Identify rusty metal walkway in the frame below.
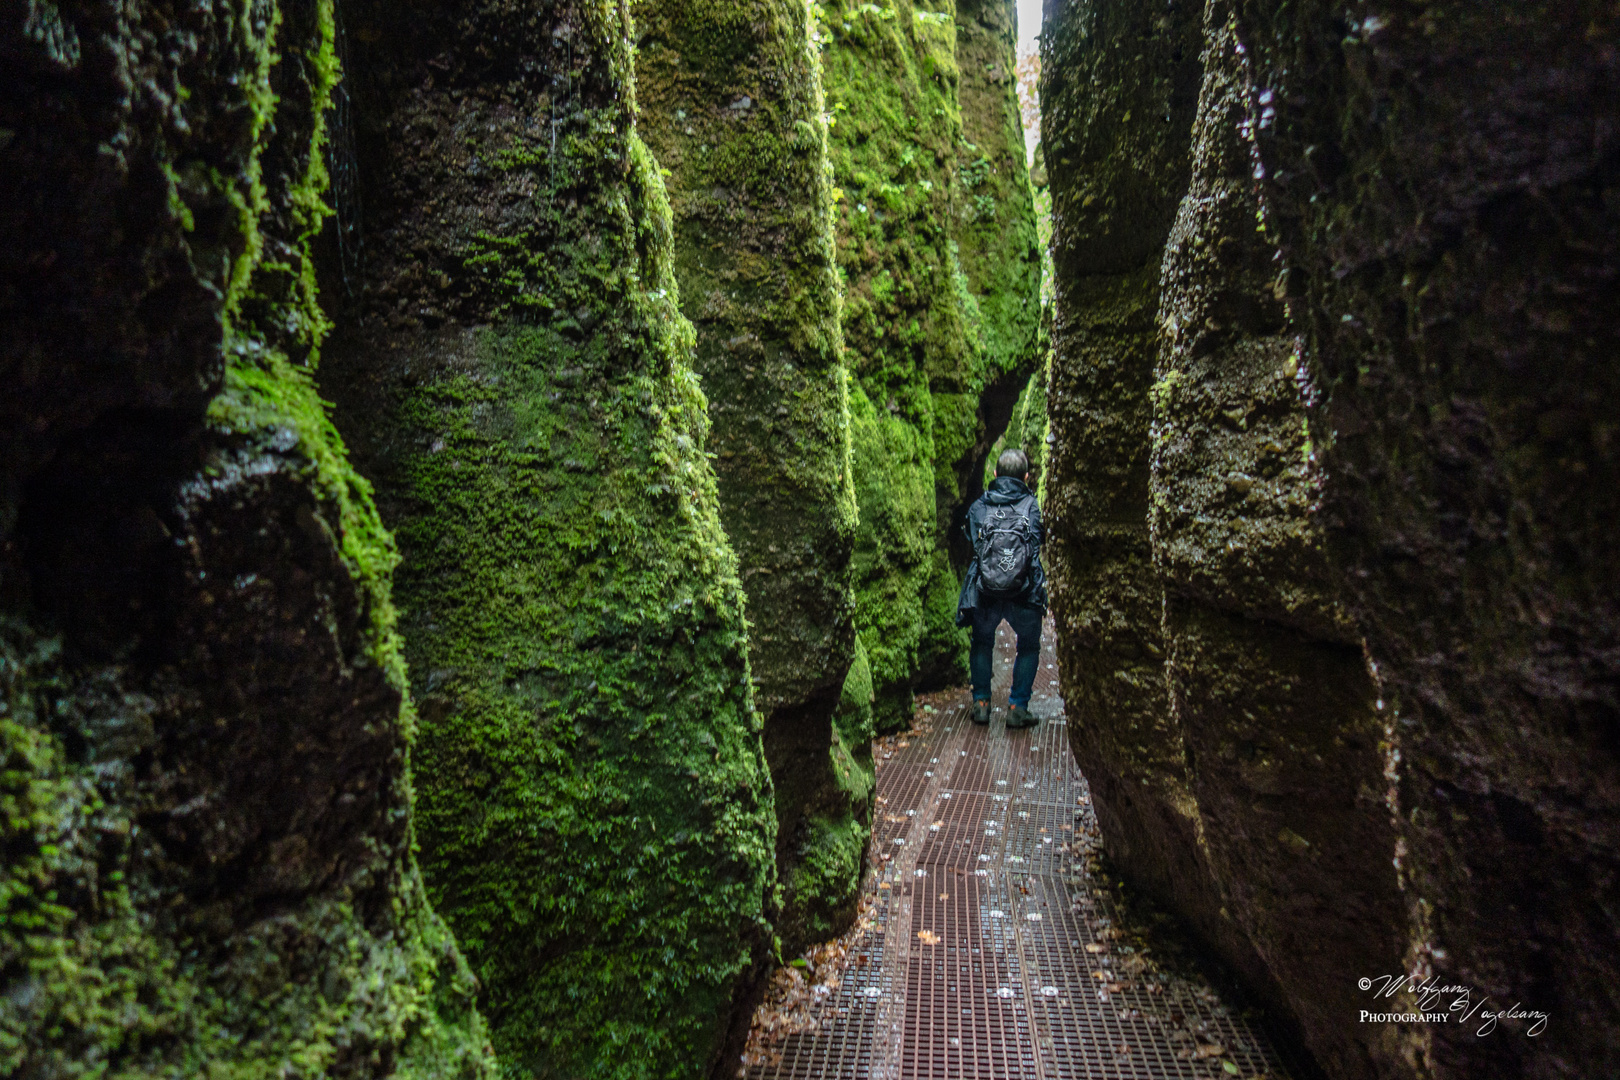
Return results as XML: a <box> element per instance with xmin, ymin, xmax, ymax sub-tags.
<box><xmin>743</xmin><ymin>621</ymin><xmax>1294</xmax><ymax>1080</ymax></box>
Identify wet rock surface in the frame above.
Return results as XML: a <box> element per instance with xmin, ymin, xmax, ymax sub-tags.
<box><xmin>1042</xmin><ymin>0</ymin><xmax>1620</xmax><ymax>1076</ymax></box>
<box><xmin>821</xmin><ymin>0</ymin><xmax>1042</xmax><ymax>730</ymax></box>
<box><xmin>1</xmin><ymin>1</ymin><xmax>494</xmax><ymax>1074</ymax></box>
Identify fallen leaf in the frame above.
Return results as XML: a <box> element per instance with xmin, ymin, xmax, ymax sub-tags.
<box><xmin>917</xmin><ymin>930</ymin><xmax>941</xmax><ymax>945</ymax></box>
<box><xmin>1085</xmin><ymin>943</ymin><xmax>1106</xmax><ymax>954</ymax></box>
<box><xmin>1194</xmin><ymin>1044</ymin><xmax>1227</xmax><ymax>1059</ymax></box>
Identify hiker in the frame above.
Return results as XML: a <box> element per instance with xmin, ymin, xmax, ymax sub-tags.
<box><xmin>957</xmin><ymin>447</ymin><xmax>1047</xmax><ymax>729</ymax></box>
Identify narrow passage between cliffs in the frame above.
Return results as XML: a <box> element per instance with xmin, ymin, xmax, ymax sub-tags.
<box><xmin>741</xmin><ymin>623</ymin><xmax>1297</xmax><ymax>1080</ymax></box>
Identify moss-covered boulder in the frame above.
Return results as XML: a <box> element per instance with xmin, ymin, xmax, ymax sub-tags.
<box><xmin>0</xmin><ymin>1</ymin><xmax>494</xmax><ymax>1075</ymax></box>
<box><xmin>318</xmin><ymin>2</ymin><xmax>776</xmax><ymax>1074</ymax></box>
<box><xmin>631</xmin><ymin>0</ymin><xmax>868</xmax><ymax>956</ymax></box>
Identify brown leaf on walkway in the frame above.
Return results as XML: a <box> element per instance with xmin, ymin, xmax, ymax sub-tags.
<box><xmin>1193</xmin><ymin>1043</ymin><xmax>1227</xmax><ymax>1059</ymax></box>
<box><xmin>917</xmin><ymin>930</ymin><xmax>941</xmax><ymax>945</ymax></box>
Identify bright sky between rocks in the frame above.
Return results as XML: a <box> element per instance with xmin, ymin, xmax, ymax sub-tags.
<box><xmin>1017</xmin><ymin>0</ymin><xmax>1041</xmax><ymax>61</ymax></box>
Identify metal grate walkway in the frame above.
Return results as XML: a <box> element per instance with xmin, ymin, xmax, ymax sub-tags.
<box><xmin>743</xmin><ymin>621</ymin><xmax>1294</xmax><ymax>1080</ymax></box>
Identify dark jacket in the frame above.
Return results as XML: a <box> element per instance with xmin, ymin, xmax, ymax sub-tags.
<box><xmin>956</xmin><ymin>476</ymin><xmax>1047</xmax><ymax>625</ymax></box>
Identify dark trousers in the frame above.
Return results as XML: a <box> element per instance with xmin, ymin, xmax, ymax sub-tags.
<box><xmin>969</xmin><ymin>600</ymin><xmax>1043</xmax><ymax>708</ymax></box>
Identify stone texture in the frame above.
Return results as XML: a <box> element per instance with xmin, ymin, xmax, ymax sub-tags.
<box><xmin>821</xmin><ymin>0</ymin><xmax>1042</xmax><ymax>728</ymax></box>
<box><xmin>1242</xmin><ymin>2</ymin><xmax>1620</xmax><ymax>1075</ymax></box>
<box><xmin>935</xmin><ymin>0</ymin><xmax>1044</xmax><ymax>578</ymax></box>
<box><xmin>318</xmin><ymin>2</ymin><xmax>775</xmax><ymax>1074</ymax></box>
<box><xmin>0</xmin><ymin>1</ymin><xmax>495</xmax><ymax>1074</ymax></box>
<box><xmin>1039</xmin><ymin>0</ymin><xmax>1219</xmax><ymax>1007</ymax></box>
<box><xmin>1043</xmin><ymin>0</ymin><xmax>1620</xmax><ymax>1076</ymax></box>
<box><xmin>1151</xmin><ymin>8</ymin><xmax>1407</xmax><ymax>1076</ymax></box>
<box><xmin>632</xmin><ymin>0</ymin><xmax>869</xmax><ymax>958</ymax></box>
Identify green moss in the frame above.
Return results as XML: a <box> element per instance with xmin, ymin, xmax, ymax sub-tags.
<box><xmin>214</xmin><ymin>10</ymin><xmax>498</xmax><ymax>1070</ymax></box>
<box><xmin>834</xmin><ymin>635</ymin><xmax>877</xmax><ymax>749</ymax></box>
<box><xmin>819</xmin><ymin>0</ymin><xmax>1040</xmax><ymax>724</ymax></box>
<box><xmin>953</xmin><ymin>0</ymin><xmax>1041</xmax><ymax>385</ymax></box>
<box><xmin>820</xmin><ymin>0</ymin><xmax>961</xmax><ymax>729</ymax></box>
<box><xmin>777</xmin><ymin>640</ymin><xmax>876</xmax><ymax>950</ymax></box>
<box><xmin>1</xmin><ymin>624</ymin><xmax>493</xmax><ymax>1078</ymax></box>
<box><xmin>845</xmin><ymin>377</ymin><xmax>935</xmax><ymax>730</ymax></box>
<box><xmin>0</xmin><ymin>628</ymin><xmax>169</xmax><ymax>1078</ymax></box>
<box><xmin>393</xmin><ymin>320</ymin><xmax>775</xmax><ymax>1077</ymax></box>
<box><xmin>3</xmin><ymin>0</ymin><xmax>497</xmax><ymax>1073</ymax></box>
<box><xmin>318</xmin><ymin>7</ymin><xmax>779</xmax><ymax>1075</ymax></box>
<box><xmin>986</xmin><ymin>357</ymin><xmax>1050</xmax><ymax>489</ymax></box>
<box><xmin>917</xmin><ymin>546</ymin><xmax>969</xmax><ymax>686</ymax></box>
<box><xmin>632</xmin><ymin>0</ymin><xmax>866</xmax><ymax>951</ymax></box>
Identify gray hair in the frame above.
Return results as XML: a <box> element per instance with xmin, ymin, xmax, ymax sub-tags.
<box><xmin>995</xmin><ymin>447</ymin><xmax>1030</xmax><ymax>478</ymax></box>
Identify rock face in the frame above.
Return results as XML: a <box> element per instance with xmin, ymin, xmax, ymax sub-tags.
<box><xmin>821</xmin><ymin>0</ymin><xmax>1041</xmax><ymax>728</ymax></box>
<box><xmin>937</xmin><ymin>0</ymin><xmax>1044</xmax><ymax>576</ymax></box>
<box><xmin>1041</xmin><ymin>0</ymin><xmax>1220</xmax><ymax>1034</ymax></box>
<box><xmin>1043</xmin><ymin>0</ymin><xmax>1620</xmax><ymax>1076</ymax></box>
<box><xmin>0</xmin><ymin>1</ymin><xmax>495</xmax><ymax>1075</ymax></box>
<box><xmin>318</xmin><ymin>2</ymin><xmax>774</xmax><ymax>1074</ymax></box>
<box><xmin>632</xmin><ymin>0</ymin><xmax>868</xmax><ymax>957</ymax></box>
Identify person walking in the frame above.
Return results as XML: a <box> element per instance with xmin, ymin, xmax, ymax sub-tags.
<box><xmin>957</xmin><ymin>447</ymin><xmax>1047</xmax><ymax>729</ymax></box>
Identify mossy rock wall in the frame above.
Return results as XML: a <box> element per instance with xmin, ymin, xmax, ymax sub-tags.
<box><xmin>0</xmin><ymin>1</ymin><xmax>495</xmax><ymax>1075</ymax></box>
<box><xmin>820</xmin><ymin>0</ymin><xmax>1041</xmax><ymax>726</ymax></box>
<box><xmin>1043</xmin><ymin>0</ymin><xmax>1620</xmax><ymax>1075</ymax></box>
<box><xmin>319</xmin><ymin>2</ymin><xmax>776</xmax><ymax>1074</ymax></box>
<box><xmin>986</xmin><ymin>147</ymin><xmax>1052</xmax><ymax>494</ymax></box>
<box><xmin>938</xmin><ymin>0</ymin><xmax>1043</xmax><ymax>573</ymax></box>
<box><xmin>631</xmin><ymin>0</ymin><xmax>868</xmax><ymax>958</ymax></box>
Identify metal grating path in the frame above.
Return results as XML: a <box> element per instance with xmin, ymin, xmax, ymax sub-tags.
<box><xmin>744</xmin><ymin>621</ymin><xmax>1294</xmax><ymax>1080</ymax></box>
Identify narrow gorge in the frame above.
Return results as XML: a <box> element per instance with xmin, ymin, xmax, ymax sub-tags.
<box><xmin>2</xmin><ymin>1</ymin><xmax>1614</xmax><ymax>1078</ymax></box>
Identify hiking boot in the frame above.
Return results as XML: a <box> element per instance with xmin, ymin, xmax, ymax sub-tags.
<box><xmin>1006</xmin><ymin>704</ymin><xmax>1035</xmax><ymax>729</ymax></box>
<box><xmin>971</xmin><ymin>700</ymin><xmax>991</xmax><ymax>726</ymax></box>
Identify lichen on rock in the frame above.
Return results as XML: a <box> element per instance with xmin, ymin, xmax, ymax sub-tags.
<box><xmin>1042</xmin><ymin>0</ymin><xmax>1620</xmax><ymax>1075</ymax></box>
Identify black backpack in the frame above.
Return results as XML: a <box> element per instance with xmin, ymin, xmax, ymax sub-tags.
<box><xmin>974</xmin><ymin>496</ymin><xmax>1037</xmax><ymax>598</ymax></box>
